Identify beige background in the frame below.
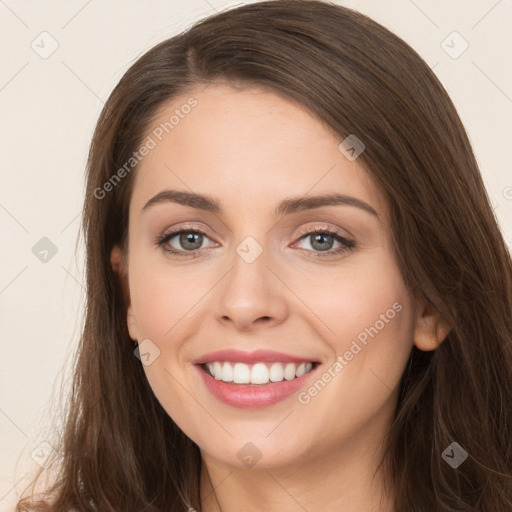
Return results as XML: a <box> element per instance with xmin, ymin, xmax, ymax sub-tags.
<box><xmin>1</xmin><ymin>0</ymin><xmax>511</xmax><ymax>509</ymax></box>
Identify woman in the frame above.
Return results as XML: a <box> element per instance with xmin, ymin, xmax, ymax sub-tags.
<box><xmin>17</xmin><ymin>0</ymin><xmax>512</xmax><ymax>510</ymax></box>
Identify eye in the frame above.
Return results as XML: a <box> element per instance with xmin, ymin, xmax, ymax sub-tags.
<box><xmin>154</xmin><ymin>224</ymin><xmax>356</xmax><ymax>260</ymax></box>
<box><xmin>154</xmin><ymin>226</ymin><xmax>216</xmax><ymax>258</ymax></box>
<box><xmin>292</xmin><ymin>225</ymin><xmax>355</xmax><ymax>258</ymax></box>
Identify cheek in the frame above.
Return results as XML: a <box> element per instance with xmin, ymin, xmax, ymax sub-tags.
<box><xmin>292</xmin><ymin>250</ymin><xmax>414</xmax><ymax>351</ymax></box>
<box><xmin>128</xmin><ymin>259</ymin><xmax>206</xmax><ymax>341</ymax></box>
<box><xmin>327</xmin><ymin>272</ymin><xmax>412</xmax><ymax>352</ymax></box>
<box><xmin>293</xmin><ymin>255</ymin><xmax>416</xmax><ymax>433</ymax></box>
<box><xmin>128</xmin><ymin>263</ymin><xmax>205</xmax><ymax>435</ymax></box>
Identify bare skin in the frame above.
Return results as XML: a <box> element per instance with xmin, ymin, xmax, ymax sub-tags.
<box><xmin>111</xmin><ymin>82</ymin><xmax>449</xmax><ymax>512</ymax></box>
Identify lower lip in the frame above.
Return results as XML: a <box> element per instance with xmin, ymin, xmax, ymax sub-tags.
<box><xmin>195</xmin><ymin>364</ymin><xmax>319</xmax><ymax>408</ymax></box>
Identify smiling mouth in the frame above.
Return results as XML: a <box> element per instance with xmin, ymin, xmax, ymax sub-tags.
<box><xmin>200</xmin><ymin>360</ymin><xmax>319</xmax><ymax>385</ymax></box>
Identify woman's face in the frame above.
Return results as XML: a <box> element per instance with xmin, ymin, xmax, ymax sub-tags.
<box><xmin>114</xmin><ymin>82</ymin><xmax>432</xmax><ymax>470</ymax></box>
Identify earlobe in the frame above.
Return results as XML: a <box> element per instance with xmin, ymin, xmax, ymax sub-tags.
<box><xmin>413</xmin><ymin>296</ymin><xmax>451</xmax><ymax>352</ymax></box>
<box><xmin>435</xmin><ymin>321</ymin><xmax>451</xmax><ymax>346</ymax></box>
<box><xmin>126</xmin><ymin>306</ymin><xmax>140</xmax><ymax>343</ymax></box>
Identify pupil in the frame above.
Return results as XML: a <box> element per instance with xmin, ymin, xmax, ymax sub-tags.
<box><xmin>181</xmin><ymin>232</ymin><xmax>202</xmax><ymax>250</ymax></box>
<box><xmin>312</xmin><ymin>233</ymin><xmax>332</xmax><ymax>251</ymax></box>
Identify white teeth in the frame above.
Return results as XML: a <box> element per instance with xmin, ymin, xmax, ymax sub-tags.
<box><xmin>284</xmin><ymin>362</ymin><xmax>296</xmax><ymax>380</ymax></box>
<box><xmin>296</xmin><ymin>362</ymin><xmax>306</xmax><ymax>377</ymax></box>
<box><xmin>213</xmin><ymin>362</ymin><xmax>223</xmax><ymax>381</ymax></box>
<box><xmin>269</xmin><ymin>362</ymin><xmax>284</xmax><ymax>382</ymax></box>
<box><xmin>222</xmin><ymin>362</ymin><xmax>234</xmax><ymax>382</ymax></box>
<box><xmin>233</xmin><ymin>362</ymin><xmax>251</xmax><ymax>384</ymax></box>
<box><xmin>251</xmin><ymin>363</ymin><xmax>269</xmax><ymax>384</ymax></box>
<box><xmin>205</xmin><ymin>361</ymin><xmax>315</xmax><ymax>384</ymax></box>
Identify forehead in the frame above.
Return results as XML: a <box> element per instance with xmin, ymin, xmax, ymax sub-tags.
<box><xmin>129</xmin><ymin>82</ymin><xmax>387</xmax><ymax>220</ymax></box>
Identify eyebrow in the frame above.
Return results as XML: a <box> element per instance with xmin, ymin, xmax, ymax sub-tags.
<box><xmin>141</xmin><ymin>189</ymin><xmax>379</xmax><ymax>218</ymax></box>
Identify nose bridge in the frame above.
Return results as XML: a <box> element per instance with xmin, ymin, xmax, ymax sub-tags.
<box><xmin>225</xmin><ymin>209</ymin><xmax>271</xmax><ymax>271</ymax></box>
<box><xmin>228</xmin><ymin>231</ymin><xmax>271</xmax><ymax>296</ymax></box>
<box><xmin>213</xmin><ymin>228</ymin><xmax>287</xmax><ymax>329</ymax></box>
<box><xmin>235</xmin><ymin>233</ymin><xmax>266</xmax><ymax>266</ymax></box>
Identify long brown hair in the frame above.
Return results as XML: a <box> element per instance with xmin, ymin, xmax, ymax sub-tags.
<box><xmin>17</xmin><ymin>1</ymin><xmax>512</xmax><ymax>510</ymax></box>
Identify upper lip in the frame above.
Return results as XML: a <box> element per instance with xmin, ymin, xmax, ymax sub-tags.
<box><xmin>192</xmin><ymin>349</ymin><xmax>319</xmax><ymax>365</ymax></box>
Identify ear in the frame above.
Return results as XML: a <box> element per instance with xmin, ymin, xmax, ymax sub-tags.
<box><xmin>110</xmin><ymin>245</ymin><xmax>140</xmax><ymax>342</ymax></box>
<box><xmin>413</xmin><ymin>294</ymin><xmax>451</xmax><ymax>351</ymax></box>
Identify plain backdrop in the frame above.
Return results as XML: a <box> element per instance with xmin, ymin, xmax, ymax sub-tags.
<box><xmin>1</xmin><ymin>0</ymin><xmax>511</xmax><ymax>509</ymax></box>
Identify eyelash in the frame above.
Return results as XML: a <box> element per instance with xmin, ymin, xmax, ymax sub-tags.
<box><xmin>154</xmin><ymin>224</ymin><xmax>356</xmax><ymax>260</ymax></box>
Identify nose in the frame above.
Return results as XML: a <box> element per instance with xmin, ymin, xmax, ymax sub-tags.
<box><xmin>214</xmin><ymin>239</ymin><xmax>289</xmax><ymax>332</ymax></box>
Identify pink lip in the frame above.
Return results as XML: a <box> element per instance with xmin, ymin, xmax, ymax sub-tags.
<box><xmin>191</xmin><ymin>348</ymin><xmax>317</xmax><ymax>365</ymax></box>
<box><xmin>194</xmin><ymin>362</ymin><xmax>320</xmax><ymax>409</ymax></box>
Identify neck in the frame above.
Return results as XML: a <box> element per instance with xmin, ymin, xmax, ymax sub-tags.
<box><xmin>198</xmin><ymin>419</ymin><xmax>394</xmax><ymax>512</ymax></box>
